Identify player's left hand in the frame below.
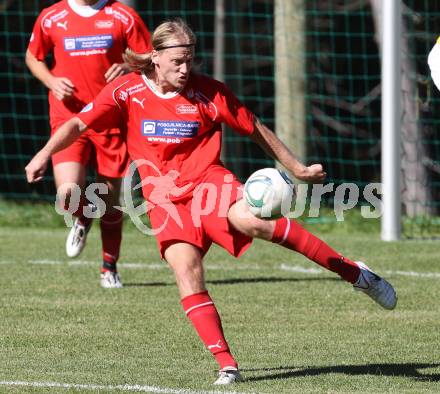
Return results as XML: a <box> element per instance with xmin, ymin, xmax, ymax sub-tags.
<box><xmin>105</xmin><ymin>63</ymin><xmax>130</xmax><ymax>82</ymax></box>
<box><xmin>25</xmin><ymin>151</ymin><xmax>49</xmax><ymax>183</ymax></box>
<box><xmin>294</xmin><ymin>163</ymin><xmax>327</xmax><ymax>183</ymax></box>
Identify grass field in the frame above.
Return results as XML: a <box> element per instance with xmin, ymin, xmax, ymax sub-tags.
<box><xmin>1</xmin><ymin>203</ymin><xmax>439</xmax><ymax>393</ymax></box>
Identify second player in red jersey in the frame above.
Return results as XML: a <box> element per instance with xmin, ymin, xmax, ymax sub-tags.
<box><xmin>26</xmin><ymin>0</ymin><xmax>152</xmax><ymax>288</ymax></box>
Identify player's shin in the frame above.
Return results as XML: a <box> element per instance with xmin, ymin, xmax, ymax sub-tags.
<box><xmin>181</xmin><ymin>291</ymin><xmax>238</xmax><ymax>370</ymax></box>
<box><xmin>100</xmin><ymin>210</ymin><xmax>123</xmax><ymax>271</ymax></box>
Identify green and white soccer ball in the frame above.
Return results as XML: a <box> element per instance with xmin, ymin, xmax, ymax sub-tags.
<box><xmin>244</xmin><ymin>168</ymin><xmax>295</xmax><ymax>219</ymax></box>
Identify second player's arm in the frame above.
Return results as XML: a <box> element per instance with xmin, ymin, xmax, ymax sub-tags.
<box><xmin>25</xmin><ymin>49</ymin><xmax>74</xmax><ymax>100</ymax></box>
<box><xmin>251</xmin><ymin>117</ymin><xmax>326</xmax><ymax>183</ymax></box>
<box><xmin>25</xmin><ymin>117</ymin><xmax>86</xmax><ymax>183</ymax></box>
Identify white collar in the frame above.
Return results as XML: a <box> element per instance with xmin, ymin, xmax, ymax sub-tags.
<box><xmin>141</xmin><ymin>74</ymin><xmax>182</xmax><ymax>99</ymax></box>
<box><xmin>67</xmin><ymin>0</ymin><xmax>108</xmax><ymax>17</ymax></box>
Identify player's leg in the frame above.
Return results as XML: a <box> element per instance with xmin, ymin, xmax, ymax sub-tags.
<box><xmin>51</xmin><ymin>126</ymin><xmax>93</xmax><ymax>258</ymax></box>
<box><xmin>164</xmin><ymin>242</ymin><xmax>242</xmax><ymax>385</ymax></box>
<box><xmin>228</xmin><ymin>199</ymin><xmax>397</xmax><ymax>309</ymax></box>
<box><xmin>54</xmin><ymin>161</ymin><xmax>93</xmax><ymax>258</ymax></box>
<box><xmin>90</xmin><ymin>131</ymin><xmax>128</xmax><ymax>288</ymax></box>
<box><xmin>96</xmin><ymin>174</ymin><xmax>123</xmax><ymax>288</ymax></box>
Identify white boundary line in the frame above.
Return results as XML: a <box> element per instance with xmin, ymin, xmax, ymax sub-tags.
<box><xmin>279</xmin><ymin>263</ymin><xmax>440</xmax><ymax>278</ymax></box>
<box><xmin>0</xmin><ymin>380</ymin><xmax>249</xmax><ymax>394</ymax></box>
<box><xmin>11</xmin><ymin>259</ymin><xmax>440</xmax><ymax>279</ymax></box>
<box><xmin>27</xmin><ymin>260</ymin><xmax>260</xmax><ymax>271</ymax></box>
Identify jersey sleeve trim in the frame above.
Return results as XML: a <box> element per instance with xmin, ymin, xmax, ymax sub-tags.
<box><xmin>195</xmin><ymin>91</ymin><xmax>219</xmax><ymax>121</ymax></box>
<box><xmin>114</xmin><ymin>5</ymin><xmax>135</xmax><ymax>33</ymax></box>
<box><xmin>40</xmin><ymin>9</ymin><xmax>57</xmax><ymax>35</ymax></box>
<box><xmin>112</xmin><ymin>79</ymin><xmax>131</xmax><ymax>109</ymax></box>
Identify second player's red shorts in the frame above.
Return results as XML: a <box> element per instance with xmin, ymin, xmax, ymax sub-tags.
<box><xmin>147</xmin><ymin>165</ymin><xmax>253</xmax><ymax>258</ymax></box>
<box><xmin>50</xmin><ymin>118</ymin><xmax>129</xmax><ymax>178</ymax></box>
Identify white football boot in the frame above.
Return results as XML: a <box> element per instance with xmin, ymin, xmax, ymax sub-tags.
<box><xmin>213</xmin><ymin>367</ymin><xmax>243</xmax><ymax>385</ymax></box>
<box><xmin>100</xmin><ymin>271</ymin><xmax>123</xmax><ymax>289</ymax></box>
<box><xmin>66</xmin><ymin>218</ymin><xmax>92</xmax><ymax>258</ymax></box>
<box><xmin>353</xmin><ymin>262</ymin><xmax>397</xmax><ymax>310</ymax></box>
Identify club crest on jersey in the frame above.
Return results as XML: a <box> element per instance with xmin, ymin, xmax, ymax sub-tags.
<box><xmin>119</xmin><ymin>91</ymin><xmax>128</xmax><ymax>101</ymax></box>
<box><xmin>43</xmin><ymin>19</ymin><xmax>52</xmax><ymax>28</ymax></box>
<box><xmin>176</xmin><ymin>104</ymin><xmax>197</xmax><ymax>114</ymax></box>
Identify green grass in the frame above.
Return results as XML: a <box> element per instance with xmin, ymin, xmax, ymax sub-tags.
<box><xmin>0</xmin><ymin>208</ymin><xmax>439</xmax><ymax>393</ymax></box>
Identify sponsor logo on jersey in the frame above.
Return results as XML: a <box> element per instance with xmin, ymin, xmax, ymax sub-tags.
<box><xmin>132</xmin><ymin>97</ymin><xmax>146</xmax><ymax>109</ymax></box>
<box><xmin>176</xmin><ymin>104</ymin><xmax>198</xmax><ymax>114</ymax></box>
<box><xmin>142</xmin><ymin>122</ymin><xmax>156</xmax><ymax>135</ymax></box>
<box><xmin>57</xmin><ymin>21</ymin><xmax>68</xmax><ymax>31</ymax></box>
<box><xmin>95</xmin><ymin>20</ymin><xmax>114</xmax><ymax>29</ymax></box>
<box><xmin>112</xmin><ymin>8</ymin><xmax>130</xmax><ymax>26</ymax></box>
<box><xmin>141</xmin><ymin>120</ymin><xmax>200</xmax><ymax>139</ymax></box>
<box><xmin>50</xmin><ymin>9</ymin><xmax>69</xmax><ymax>22</ymax></box>
<box><xmin>126</xmin><ymin>83</ymin><xmax>146</xmax><ymax>95</ymax></box>
<box><xmin>63</xmin><ymin>34</ymin><xmax>113</xmax><ymax>51</ymax></box>
<box><xmin>207</xmin><ymin>340</ymin><xmax>223</xmax><ymax>350</ymax></box>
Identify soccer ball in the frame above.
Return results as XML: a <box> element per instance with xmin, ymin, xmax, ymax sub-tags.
<box><xmin>244</xmin><ymin>168</ymin><xmax>295</xmax><ymax>219</ymax></box>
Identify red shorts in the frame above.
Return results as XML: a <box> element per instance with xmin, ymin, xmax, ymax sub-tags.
<box><xmin>148</xmin><ymin>165</ymin><xmax>253</xmax><ymax>258</ymax></box>
<box><xmin>50</xmin><ymin>119</ymin><xmax>129</xmax><ymax>178</ymax></box>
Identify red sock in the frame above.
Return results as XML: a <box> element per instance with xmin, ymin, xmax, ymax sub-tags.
<box><xmin>100</xmin><ymin>210</ymin><xmax>123</xmax><ymax>272</ymax></box>
<box><xmin>181</xmin><ymin>291</ymin><xmax>237</xmax><ymax>370</ymax></box>
<box><xmin>272</xmin><ymin>217</ymin><xmax>360</xmax><ymax>283</ymax></box>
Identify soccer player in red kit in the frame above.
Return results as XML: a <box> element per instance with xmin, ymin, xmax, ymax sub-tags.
<box><xmin>25</xmin><ymin>19</ymin><xmax>397</xmax><ymax>384</ymax></box>
<box><xmin>25</xmin><ymin>0</ymin><xmax>152</xmax><ymax>288</ymax></box>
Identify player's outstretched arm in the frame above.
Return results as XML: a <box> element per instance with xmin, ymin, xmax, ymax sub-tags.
<box><xmin>250</xmin><ymin>117</ymin><xmax>326</xmax><ymax>183</ymax></box>
<box><xmin>25</xmin><ymin>49</ymin><xmax>75</xmax><ymax>101</ymax></box>
<box><xmin>25</xmin><ymin>117</ymin><xmax>87</xmax><ymax>183</ymax></box>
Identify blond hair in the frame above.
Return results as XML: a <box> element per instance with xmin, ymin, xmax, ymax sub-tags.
<box><xmin>123</xmin><ymin>18</ymin><xmax>197</xmax><ymax>73</ymax></box>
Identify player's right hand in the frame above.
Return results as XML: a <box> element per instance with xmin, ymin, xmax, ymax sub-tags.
<box><xmin>294</xmin><ymin>163</ymin><xmax>327</xmax><ymax>183</ymax></box>
<box><xmin>49</xmin><ymin>77</ymin><xmax>75</xmax><ymax>101</ymax></box>
<box><xmin>25</xmin><ymin>151</ymin><xmax>49</xmax><ymax>183</ymax></box>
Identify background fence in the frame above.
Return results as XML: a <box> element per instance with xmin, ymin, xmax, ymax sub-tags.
<box><xmin>1</xmin><ymin>0</ymin><xmax>439</xmax><ymax>237</ymax></box>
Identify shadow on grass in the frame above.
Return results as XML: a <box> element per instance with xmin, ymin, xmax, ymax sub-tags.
<box><xmin>123</xmin><ymin>276</ymin><xmax>339</xmax><ymax>287</ymax></box>
<box><xmin>242</xmin><ymin>363</ymin><xmax>440</xmax><ymax>382</ymax></box>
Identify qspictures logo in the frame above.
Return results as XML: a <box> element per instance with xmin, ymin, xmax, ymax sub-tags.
<box><xmin>55</xmin><ymin>160</ymin><xmax>383</xmax><ymax>234</ymax></box>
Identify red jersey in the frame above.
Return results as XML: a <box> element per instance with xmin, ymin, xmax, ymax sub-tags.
<box><xmin>77</xmin><ymin>72</ymin><xmax>255</xmax><ymax>199</ymax></box>
<box><xmin>28</xmin><ymin>0</ymin><xmax>151</xmax><ymax>125</ymax></box>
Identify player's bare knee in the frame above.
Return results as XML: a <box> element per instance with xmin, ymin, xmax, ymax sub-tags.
<box><xmin>173</xmin><ymin>256</ymin><xmax>203</xmax><ymax>277</ymax></box>
<box><xmin>229</xmin><ymin>209</ymin><xmax>272</xmax><ymax>239</ymax></box>
<box><xmin>170</xmin><ymin>256</ymin><xmax>205</xmax><ymax>295</ymax></box>
<box><xmin>56</xmin><ymin>183</ymin><xmax>81</xmax><ymax>210</ymax></box>
<box><xmin>245</xmin><ymin>216</ymin><xmax>273</xmax><ymax>239</ymax></box>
